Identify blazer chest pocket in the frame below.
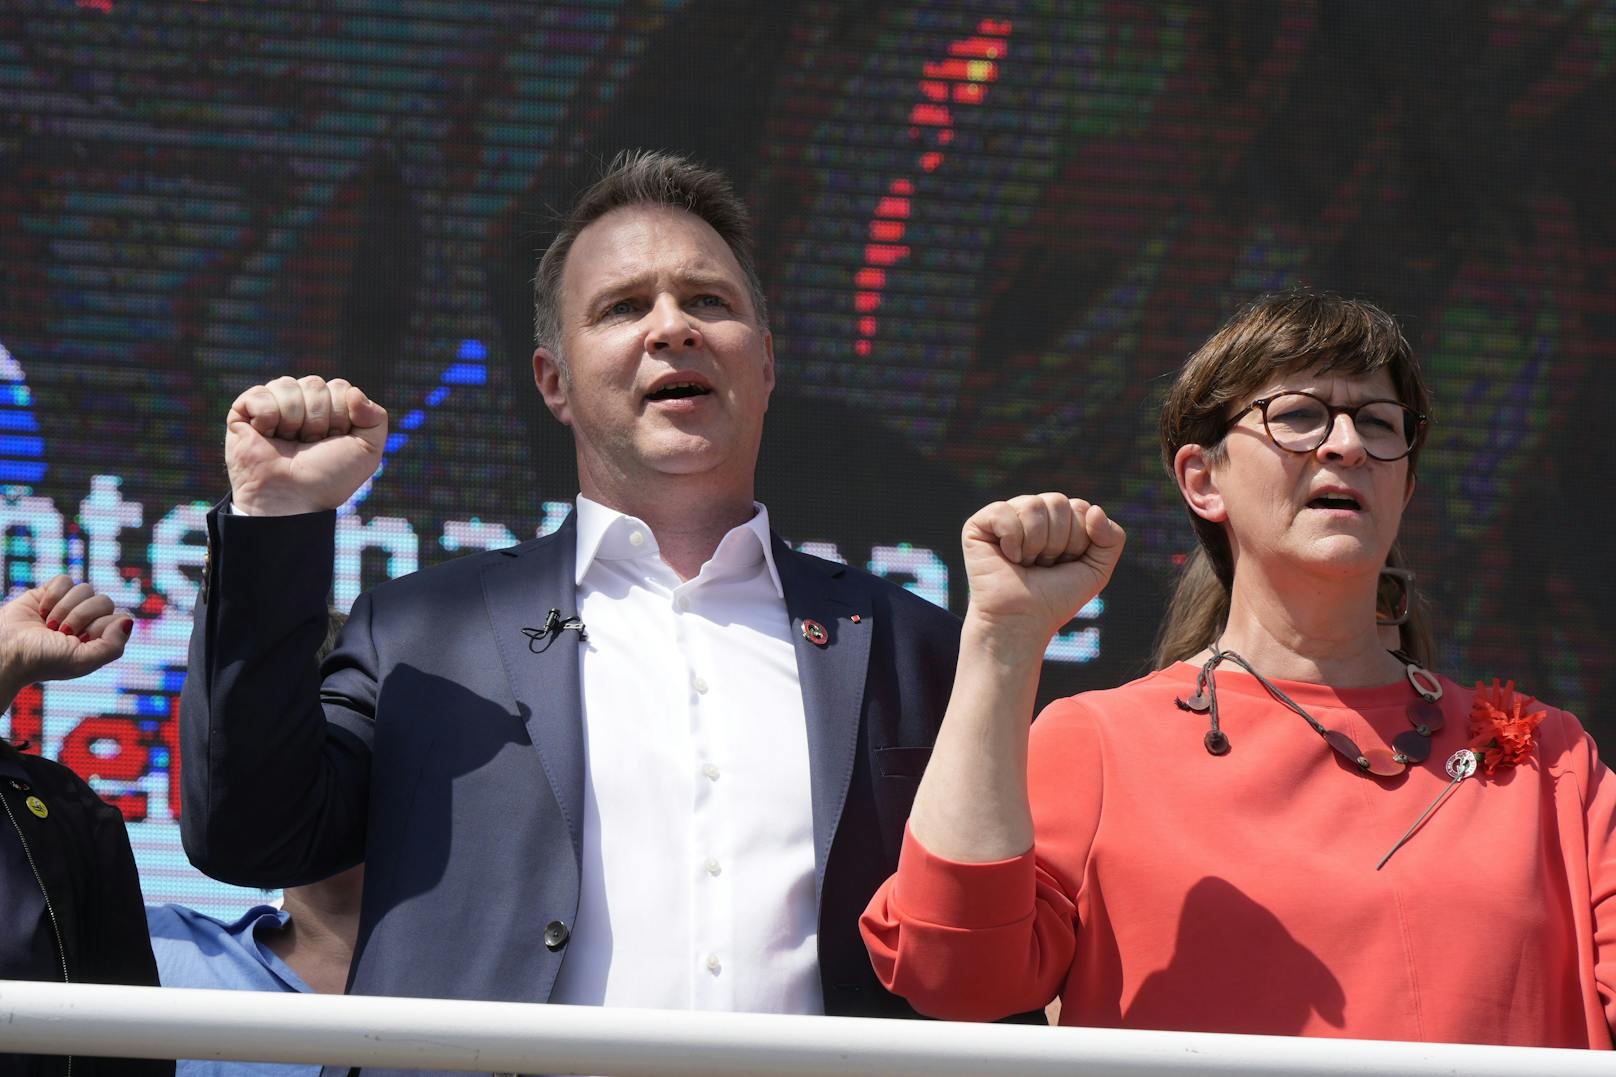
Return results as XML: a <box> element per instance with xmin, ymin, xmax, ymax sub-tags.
<box><xmin>875</xmin><ymin>745</ymin><xmax>932</xmax><ymax>780</ymax></box>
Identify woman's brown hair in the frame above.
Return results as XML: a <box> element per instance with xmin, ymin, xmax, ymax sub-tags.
<box><xmin>1152</xmin><ymin>290</ymin><xmax>1435</xmax><ymax>667</ymax></box>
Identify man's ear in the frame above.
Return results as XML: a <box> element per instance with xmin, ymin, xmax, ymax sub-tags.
<box><xmin>1174</xmin><ymin>443</ymin><xmax>1227</xmax><ymax>524</ymax></box>
<box><xmin>533</xmin><ymin>347</ymin><xmax>571</xmax><ymax>426</ymax></box>
<box><xmin>1402</xmin><ymin>468</ymin><xmax>1417</xmax><ymax>510</ymax></box>
<box><xmin>761</xmin><ymin>329</ymin><xmax>775</xmax><ymax>407</ymax></box>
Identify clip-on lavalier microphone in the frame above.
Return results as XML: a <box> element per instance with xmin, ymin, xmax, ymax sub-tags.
<box><xmin>521</xmin><ymin>608</ymin><xmax>588</xmax><ymax>653</ymax></box>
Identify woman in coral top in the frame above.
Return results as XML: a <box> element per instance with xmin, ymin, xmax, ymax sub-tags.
<box><xmin>861</xmin><ymin>291</ymin><xmax>1615</xmax><ymax>1047</ymax></box>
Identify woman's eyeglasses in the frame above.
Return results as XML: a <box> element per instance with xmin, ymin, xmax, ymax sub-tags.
<box><xmin>1228</xmin><ymin>391</ymin><xmax>1427</xmax><ymax>462</ymax></box>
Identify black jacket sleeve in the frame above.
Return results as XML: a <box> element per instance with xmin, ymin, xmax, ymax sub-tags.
<box><xmin>80</xmin><ymin>787</ymin><xmax>172</xmax><ymax>1077</ymax></box>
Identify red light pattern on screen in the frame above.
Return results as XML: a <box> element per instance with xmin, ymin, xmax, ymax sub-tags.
<box><xmin>7</xmin><ymin>684</ymin><xmax>42</xmax><ymax>751</ymax></box>
<box><xmin>76</xmin><ymin>0</ymin><xmax>209</xmax><ymax>10</ymax></box>
<box><xmin>853</xmin><ymin>18</ymin><xmax>1011</xmax><ymax>358</ymax></box>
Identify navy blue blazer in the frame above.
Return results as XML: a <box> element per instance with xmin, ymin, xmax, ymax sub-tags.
<box><xmin>181</xmin><ymin>506</ymin><xmax>960</xmax><ymax>1073</ymax></box>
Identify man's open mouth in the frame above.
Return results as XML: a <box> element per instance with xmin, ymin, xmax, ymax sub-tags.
<box><xmin>646</xmin><ymin>382</ymin><xmax>713</xmax><ymax>401</ymax></box>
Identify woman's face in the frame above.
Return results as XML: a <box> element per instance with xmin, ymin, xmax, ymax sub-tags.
<box><xmin>1179</xmin><ymin>365</ymin><xmax>1415</xmax><ymax>584</ymax></box>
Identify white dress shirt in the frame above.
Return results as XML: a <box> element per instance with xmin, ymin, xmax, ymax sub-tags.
<box><xmin>547</xmin><ymin>496</ymin><xmax>823</xmax><ymax>1015</ymax></box>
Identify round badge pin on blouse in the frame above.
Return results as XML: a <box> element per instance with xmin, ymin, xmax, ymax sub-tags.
<box><xmin>1377</xmin><ymin>748</ymin><xmax>1476</xmax><ymax>871</ymax></box>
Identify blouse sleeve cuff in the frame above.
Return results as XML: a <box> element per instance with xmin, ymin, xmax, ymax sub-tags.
<box><xmin>891</xmin><ymin>823</ymin><xmax>1037</xmax><ymax>930</ymax></box>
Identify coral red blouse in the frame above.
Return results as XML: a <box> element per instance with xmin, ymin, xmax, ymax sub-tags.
<box><xmin>862</xmin><ymin>664</ymin><xmax>1616</xmax><ymax>1047</ymax></box>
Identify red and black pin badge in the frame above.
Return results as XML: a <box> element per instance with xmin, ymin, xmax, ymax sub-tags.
<box><xmin>801</xmin><ymin>619</ymin><xmax>829</xmax><ymax>647</ymax></box>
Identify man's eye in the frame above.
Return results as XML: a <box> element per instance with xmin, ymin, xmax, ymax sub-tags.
<box><xmin>692</xmin><ymin>294</ymin><xmax>727</xmax><ymax>308</ymax></box>
<box><xmin>604</xmin><ymin>300</ymin><xmax>637</xmax><ymax>317</ymax></box>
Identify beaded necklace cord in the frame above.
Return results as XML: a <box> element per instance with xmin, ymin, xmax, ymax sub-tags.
<box><xmin>1176</xmin><ymin>644</ymin><xmax>1445</xmax><ymax>778</ymax></box>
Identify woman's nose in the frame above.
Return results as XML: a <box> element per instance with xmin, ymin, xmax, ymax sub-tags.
<box><xmin>1317</xmin><ymin>412</ymin><xmax>1367</xmax><ymax>464</ymax></box>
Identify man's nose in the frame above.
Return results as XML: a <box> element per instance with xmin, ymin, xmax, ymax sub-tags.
<box><xmin>644</xmin><ymin>294</ymin><xmax>701</xmax><ymax>352</ymax></box>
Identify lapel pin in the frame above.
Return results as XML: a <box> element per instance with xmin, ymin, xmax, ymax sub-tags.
<box><xmin>25</xmin><ymin>795</ymin><xmax>47</xmax><ymax>819</ymax></box>
<box><xmin>850</xmin><ymin>614</ymin><xmax>862</xmax><ymax>624</ymax></box>
<box><xmin>802</xmin><ymin>619</ymin><xmax>828</xmax><ymax>647</ymax></box>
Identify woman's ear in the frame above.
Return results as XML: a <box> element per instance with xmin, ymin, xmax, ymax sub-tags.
<box><xmin>1174</xmin><ymin>443</ymin><xmax>1227</xmax><ymax>524</ymax></box>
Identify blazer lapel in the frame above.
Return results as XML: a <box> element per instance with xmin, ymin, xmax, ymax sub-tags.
<box><xmin>774</xmin><ymin>538</ymin><xmax>872</xmax><ymax>904</ymax></box>
<box><xmin>482</xmin><ymin>514</ymin><xmax>585</xmax><ymax>860</ymax></box>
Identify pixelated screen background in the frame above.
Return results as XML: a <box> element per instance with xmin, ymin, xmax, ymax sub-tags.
<box><xmin>1</xmin><ymin>1</ymin><xmax>1612</xmax><ymax>916</ymax></box>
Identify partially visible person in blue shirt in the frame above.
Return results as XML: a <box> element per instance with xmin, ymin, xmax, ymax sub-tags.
<box><xmin>147</xmin><ymin>612</ymin><xmax>360</xmax><ymax>1077</ymax></box>
<box><xmin>145</xmin><ymin>863</ymin><xmax>363</xmax><ymax>1077</ymax></box>
<box><xmin>146</xmin><ymin>902</ymin><xmax>310</xmax><ymax>997</ymax></box>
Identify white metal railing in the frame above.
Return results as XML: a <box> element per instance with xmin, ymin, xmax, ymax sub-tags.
<box><xmin>0</xmin><ymin>981</ymin><xmax>1607</xmax><ymax>1076</ymax></box>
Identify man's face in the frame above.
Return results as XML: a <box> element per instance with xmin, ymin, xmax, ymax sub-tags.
<box><xmin>533</xmin><ymin>205</ymin><xmax>774</xmax><ymax>500</ymax></box>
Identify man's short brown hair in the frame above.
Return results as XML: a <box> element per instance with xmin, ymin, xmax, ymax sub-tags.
<box><xmin>532</xmin><ymin>150</ymin><xmax>769</xmax><ymax>357</ymax></box>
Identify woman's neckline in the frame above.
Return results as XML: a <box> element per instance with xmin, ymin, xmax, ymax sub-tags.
<box><xmin>1166</xmin><ymin>659</ymin><xmax>1440</xmax><ymax>711</ymax></box>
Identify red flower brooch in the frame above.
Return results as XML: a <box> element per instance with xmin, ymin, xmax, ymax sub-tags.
<box><xmin>1378</xmin><ymin>678</ymin><xmax>1547</xmax><ymax>870</ymax></box>
<box><xmin>1467</xmin><ymin>679</ymin><xmax>1547</xmax><ymax>776</ymax></box>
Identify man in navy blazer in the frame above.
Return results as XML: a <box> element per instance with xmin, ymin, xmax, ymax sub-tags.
<box><xmin>181</xmin><ymin>151</ymin><xmax>962</xmax><ymax>1070</ymax></box>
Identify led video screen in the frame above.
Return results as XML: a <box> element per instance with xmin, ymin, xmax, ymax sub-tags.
<box><xmin>2</xmin><ymin>1</ymin><xmax>1612</xmax><ymax>914</ymax></box>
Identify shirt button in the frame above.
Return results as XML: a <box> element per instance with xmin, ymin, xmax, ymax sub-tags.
<box><xmin>702</xmin><ymin>763</ymin><xmax>720</xmax><ymax>781</ymax></box>
<box><xmin>628</xmin><ymin>529</ymin><xmax>646</xmax><ymax>547</ymax></box>
<box><xmin>675</xmin><ymin>595</ymin><xmax>690</xmax><ymax>611</ymax></box>
<box><xmin>692</xmin><ymin>675</ymin><xmax>709</xmax><ymax>695</ymax></box>
<box><xmin>704</xmin><ymin>857</ymin><xmax>722</xmax><ymax>876</ymax></box>
<box><xmin>705</xmin><ymin>954</ymin><xmax>722</xmax><ymax>975</ymax></box>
